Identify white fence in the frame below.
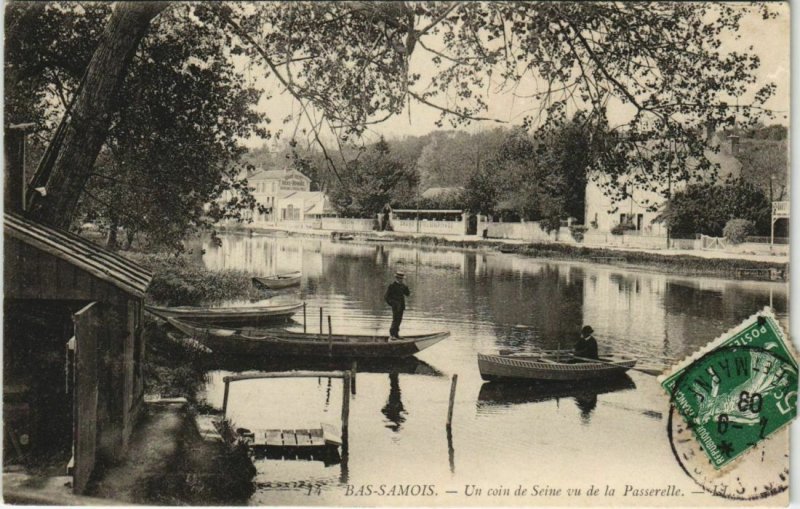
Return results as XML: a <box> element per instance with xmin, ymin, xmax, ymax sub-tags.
<box><xmin>390</xmin><ymin>218</ymin><xmax>465</xmax><ymax>235</ymax></box>
<box><xmin>320</xmin><ymin>217</ymin><xmax>375</xmax><ymax>231</ymax></box>
<box><xmin>391</xmin><ymin>219</ymin><xmax>418</xmax><ymax>233</ymax></box>
<box><xmin>482</xmin><ymin>221</ymin><xmax>577</xmax><ymax>244</ymax></box>
<box><xmin>583</xmin><ymin>231</ymin><xmax>671</xmax><ymax>249</ymax></box>
<box><xmin>419</xmin><ymin>219</ymin><xmax>465</xmax><ymax>235</ymax></box>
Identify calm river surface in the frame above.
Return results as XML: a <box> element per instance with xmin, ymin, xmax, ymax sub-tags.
<box><xmin>199</xmin><ymin>234</ymin><xmax>788</xmax><ymax>506</ymax></box>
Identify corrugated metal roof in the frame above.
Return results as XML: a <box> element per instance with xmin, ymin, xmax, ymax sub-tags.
<box><xmin>5</xmin><ymin>212</ymin><xmax>152</xmax><ymax>297</ymax></box>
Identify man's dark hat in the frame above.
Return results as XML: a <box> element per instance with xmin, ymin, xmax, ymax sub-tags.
<box><xmin>395</xmin><ymin>271</ymin><xmax>405</xmax><ymax>278</ymax></box>
<box><xmin>581</xmin><ymin>325</ymin><xmax>594</xmax><ymax>335</ymax></box>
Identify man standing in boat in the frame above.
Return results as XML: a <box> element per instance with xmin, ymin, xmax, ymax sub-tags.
<box><xmin>385</xmin><ymin>271</ymin><xmax>410</xmax><ymax>339</ymax></box>
<box><xmin>573</xmin><ymin>325</ymin><xmax>599</xmax><ymax>360</ymax></box>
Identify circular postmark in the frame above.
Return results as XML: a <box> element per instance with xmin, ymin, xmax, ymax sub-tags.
<box><xmin>666</xmin><ymin>345</ymin><xmax>795</xmax><ymax>500</ymax></box>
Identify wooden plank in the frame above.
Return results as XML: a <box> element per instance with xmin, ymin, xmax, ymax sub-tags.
<box><xmin>264</xmin><ymin>430</ymin><xmax>283</xmax><ymax>446</ymax></box>
<box><xmin>223</xmin><ymin>371</ymin><xmax>346</xmax><ymax>383</ymax></box>
<box><xmin>296</xmin><ymin>431</ymin><xmax>312</xmax><ymax>446</ymax></box>
<box><xmin>73</xmin><ymin>302</ymin><xmax>100</xmax><ymax>495</ymax></box>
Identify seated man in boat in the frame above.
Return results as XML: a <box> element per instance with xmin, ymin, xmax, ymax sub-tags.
<box><xmin>385</xmin><ymin>271</ymin><xmax>410</xmax><ymax>340</ymax></box>
<box><xmin>573</xmin><ymin>325</ymin><xmax>598</xmax><ymax>360</ymax></box>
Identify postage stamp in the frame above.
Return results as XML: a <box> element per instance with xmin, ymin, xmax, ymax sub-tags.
<box><xmin>660</xmin><ymin>308</ymin><xmax>798</xmax><ymax>470</ymax></box>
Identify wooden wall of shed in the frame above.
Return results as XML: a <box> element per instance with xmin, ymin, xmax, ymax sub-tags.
<box><xmin>4</xmin><ymin>237</ymin><xmax>145</xmax><ymax>464</ymax></box>
<box><xmin>5</xmin><ymin>238</ymin><xmax>123</xmax><ymax>302</ymax></box>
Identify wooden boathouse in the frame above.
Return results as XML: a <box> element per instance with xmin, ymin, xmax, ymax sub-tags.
<box><xmin>4</xmin><ymin>212</ymin><xmax>153</xmax><ymax>493</ymax></box>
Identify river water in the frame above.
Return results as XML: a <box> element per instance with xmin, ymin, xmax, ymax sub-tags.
<box><xmin>198</xmin><ymin>234</ymin><xmax>788</xmax><ymax>506</ymax></box>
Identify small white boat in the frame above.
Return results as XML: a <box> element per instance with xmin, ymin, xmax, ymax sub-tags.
<box><xmin>477</xmin><ymin>352</ymin><xmax>636</xmax><ymax>382</ymax></box>
<box><xmin>252</xmin><ymin>271</ymin><xmax>302</xmax><ymax>289</ymax></box>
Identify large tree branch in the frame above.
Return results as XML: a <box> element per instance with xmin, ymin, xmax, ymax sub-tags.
<box><xmin>408</xmin><ymin>91</ymin><xmax>504</xmax><ymax>123</ymax></box>
<box><xmin>27</xmin><ymin>2</ymin><xmax>167</xmax><ymax>227</ymax></box>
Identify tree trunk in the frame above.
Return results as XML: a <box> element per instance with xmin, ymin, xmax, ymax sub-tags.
<box><xmin>27</xmin><ymin>2</ymin><xmax>165</xmax><ymax>228</ymax></box>
<box><xmin>124</xmin><ymin>229</ymin><xmax>136</xmax><ymax>250</ymax></box>
<box><xmin>106</xmin><ymin>214</ymin><xmax>119</xmax><ymax>251</ymax></box>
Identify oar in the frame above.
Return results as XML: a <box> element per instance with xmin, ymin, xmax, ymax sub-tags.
<box><xmin>572</xmin><ymin>355</ymin><xmax>663</xmax><ymax>377</ymax></box>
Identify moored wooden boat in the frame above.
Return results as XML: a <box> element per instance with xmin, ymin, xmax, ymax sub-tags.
<box><xmin>146</xmin><ymin>301</ymin><xmax>303</xmax><ymax>325</ymax></box>
<box><xmin>252</xmin><ymin>271</ymin><xmax>302</xmax><ymax>290</ymax></box>
<box><xmin>477</xmin><ymin>352</ymin><xmax>636</xmax><ymax>382</ymax></box>
<box><xmin>166</xmin><ymin>317</ymin><xmax>450</xmax><ymax>358</ymax></box>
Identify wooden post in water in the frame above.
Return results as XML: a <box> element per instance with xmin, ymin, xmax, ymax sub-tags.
<box><xmin>446</xmin><ymin>374</ymin><xmax>458</xmax><ymax>429</ymax></box>
<box><xmin>303</xmin><ymin>302</ymin><xmax>307</xmax><ymax>333</ymax></box>
<box><xmin>342</xmin><ymin>371</ymin><xmax>351</xmax><ymax>443</ymax></box>
<box><xmin>319</xmin><ymin>307</ymin><xmax>323</xmax><ymax>335</ymax></box>
<box><xmin>328</xmin><ymin>315</ymin><xmax>333</xmax><ymax>355</ymax></box>
<box><xmin>351</xmin><ymin>361</ymin><xmax>357</xmax><ymax>395</ymax></box>
<box><xmin>222</xmin><ymin>379</ymin><xmax>231</xmax><ymax>418</ymax></box>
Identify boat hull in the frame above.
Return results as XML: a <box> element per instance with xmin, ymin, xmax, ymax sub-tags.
<box><xmin>147</xmin><ymin>302</ymin><xmax>303</xmax><ymax>326</ymax></box>
<box><xmin>253</xmin><ymin>274</ymin><xmax>301</xmax><ymax>290</ymax></box>
<box><xmin>477</xmin><ymin>353</ymin><xmax>635</xmax><ymax>382</ymax></box>
<box><xmin>169</xmin><ymin>318</ymin><xmax>450</xmax><ymax>358</ymax></box>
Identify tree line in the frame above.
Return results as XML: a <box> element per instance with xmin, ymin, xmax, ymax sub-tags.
<box><xmin>5</xmin><ymin>3</ymin><xmax>783</xmax><ymax>250</ymax></box>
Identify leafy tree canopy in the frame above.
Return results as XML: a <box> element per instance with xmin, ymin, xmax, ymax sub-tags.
<box><xmin>657</xmin><ymin>179</ymin><xmax>770</xmax><ymax>238</ymax></box>
<box><xmin>327</xmin><ymin>137</ymin><xmax>416</xmax><ymax>217</ymax></box>
<box><xmin>210</xmin><ymin>2</ymin><xmax>778</xmax><ymax>201</ymax></box>
<box><xmin>6</xmin><ymin>3</ymin><xmax>267</xmax><ymax>249</ymax></box>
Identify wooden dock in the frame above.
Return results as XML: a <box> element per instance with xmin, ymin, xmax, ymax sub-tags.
<box><xmin>250</xmin><ymin>424</ymin><xmax>341</xmax><ymax>448</ymax></box>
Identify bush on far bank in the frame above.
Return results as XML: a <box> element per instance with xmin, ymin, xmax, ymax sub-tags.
<box><xmin>723</xmin><ymin>218</ymin><xmax>755</xmax><ymax>245</ymax></box>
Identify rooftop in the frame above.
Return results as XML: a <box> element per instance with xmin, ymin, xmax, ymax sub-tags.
<box><xmin>5</xmin><ymin>212</ymin><xmax>153</xmax><ymax>297</ymax></box>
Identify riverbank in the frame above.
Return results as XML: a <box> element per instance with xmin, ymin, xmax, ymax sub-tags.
<box><xmin>219</xmin><ymin>226</ymin><xmax>789</xmax><ymax>281</ymax></box>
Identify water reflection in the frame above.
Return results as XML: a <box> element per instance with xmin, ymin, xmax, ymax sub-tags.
<box><xmin>476</xmin><ymin>375</ymin><xmax>636</xmax><ymax>423</ymax></box>
<box><xmin>380</xmin><ymin>373</ymin><xmax>407</xmax><ymax>432</ymax></box>
<box><xmin>200</xmin><ymin>234</ymin><xmax>788</xmax><ymax>502</ymax></box>
<box><xmin>200</xmin><ymin>355</ymin><xmax>444</xmax><ymax>377</ymax></box>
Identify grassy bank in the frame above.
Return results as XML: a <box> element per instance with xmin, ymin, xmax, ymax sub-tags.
<box><xmin>128</xmin><ymin>252</ymin><xmax>261</xmax><ymax>306</ymax></box>
<box><xmin>122</xmin><ymin>253</ymin><xmax>261</xmax><ymax>402</ymax></box>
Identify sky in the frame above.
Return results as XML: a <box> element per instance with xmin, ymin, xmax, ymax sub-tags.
<box><xmin>240</xmin><ymin>3</ymin><xmax>790</xmax><ymax>149</ymax></box>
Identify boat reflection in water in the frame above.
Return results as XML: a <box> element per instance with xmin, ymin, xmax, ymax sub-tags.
<box><xmin>477</xmin><ymin>374</ymin><xmax>636</xmax><ymax>422</ymax></box>
<box><xmin>202</xmin><ymin>355</ymin><xmax>444</xmax><ymax>378</ymax></box>
<box><xmin>381</xmin><ymin>373</ymin><xmax>407</xmax><ymax>432</ymax></box>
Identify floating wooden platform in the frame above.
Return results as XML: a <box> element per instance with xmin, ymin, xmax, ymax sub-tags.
<box><xmin>228</xmin><ymin>423</ymin><xmax>342</xmax><ymax>465</ymax></box>
<box><xmin>228</xmin><ymin>422</ymin><xmax>341</xmax><ymax>449</ymax></box>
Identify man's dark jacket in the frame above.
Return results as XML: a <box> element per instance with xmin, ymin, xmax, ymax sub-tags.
<box><xmin>385</xmin><ymin>281</ymin><xmax>410</xmax><ymax>309</ymax></box>
<box><xmin>574</xmin><ymin>336</ymin><xmax>598</xmax><ymax>360</ymax></box>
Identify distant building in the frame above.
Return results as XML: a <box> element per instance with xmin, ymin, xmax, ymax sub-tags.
<box><xmin>248</xmin><ymin>168</ymin><xmax>312</xmax><ymax>222</ymax></box>
<box><xmin>584</xmin><ymin>134</ymin><xmax>743</xmax><ymax>238</ymax></box>
<box><xmin>221</xmin><ymin>167</ymin><xmax>336</xmax><ymax>226</ymax></box>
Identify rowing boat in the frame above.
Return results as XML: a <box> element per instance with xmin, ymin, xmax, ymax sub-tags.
<box><xmin>146</xmin><ymin>301</ymin><xmax>303</xmax><ymax>326</ymax></box>
<box><xmin>252</xmin><ymin>271</ymin><xmax>302</xmax><ymax>290</ymax></box>
<box><xmin>477</xmin><ymin>352</ymin><xmax>636</xmax><ymax>382</ymax></box>
<box><xmin>166</xmin><ymin>317</ymin><xmax>450</xmax><ymax>358</ymax></box>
